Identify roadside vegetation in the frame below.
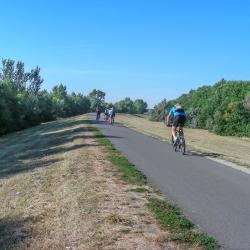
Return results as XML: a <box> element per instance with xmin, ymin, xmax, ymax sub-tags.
<box><xmin>90</xmin><ymin>123</ymin><xmax>219</xmax><ymax>250</ymax></box>
<box><xmin>149</xmin><ymin>79</ymin><xmax>250</xmax><ymax>137</ymax></box>
<box><xmin>91</xmin><ymin>91</ymin><xmax>148</xmax><ymax>115</ymax></box>
<box><xmin>0</xmin><ymin>59</ymin><xmax>91</xmax><ymax>135</ymax></box>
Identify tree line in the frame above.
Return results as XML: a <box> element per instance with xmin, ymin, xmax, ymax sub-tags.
<box><xmin>0</xmin><ymin>59</ymin><xmax>92</xmax><ymax>135</ymax></box>
<box><xmin>149</xmin><ymin>79</ymin><xmax>250</xmax><ymax>137</ymax></box>
<box><xmin>0</xmin><ymin>59</ymin><xmax>148</xmax><ymax>136</ymax></box>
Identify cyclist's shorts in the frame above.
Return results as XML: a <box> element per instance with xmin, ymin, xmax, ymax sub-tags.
<box><xmin>173</xmin><ymin>115</ymin><xmax>186</xmax><ymax>127</ymax></box>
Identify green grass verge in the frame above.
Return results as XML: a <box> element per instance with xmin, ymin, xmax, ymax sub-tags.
<box><xmin>87</xmin><ymin>123</ymin><xmax>220</xmax><ymax>250</ymax></box>
<box><xmin>87</xmin><ymin>126</ymin><xmax>146</xmax><ymax>185</ymax></box>
<box><xmin>147</xmin><ymin>198</ymin><xmax>219</xmax><ymax>250</ymax></box>
<box><xmin>128</xmin><ymin>187</ymin><xmax>150</xmax><ymax>193</ymax></box>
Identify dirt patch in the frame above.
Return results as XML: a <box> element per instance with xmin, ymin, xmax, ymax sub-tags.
<box><xmin>116</xmin><ymin>114</ymin><xmax>250</xmax><ymax>168</ymax></box>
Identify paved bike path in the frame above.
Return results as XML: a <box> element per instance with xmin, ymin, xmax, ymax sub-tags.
<box><xmin>92</xmin><ymin>117</ymin><xmax>250</xmax><ymax>250</ymax></box>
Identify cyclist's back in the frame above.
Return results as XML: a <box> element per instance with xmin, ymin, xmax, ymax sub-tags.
<box><xmin>170</xmin><ymin>104</ymin><xmax>185</xmax><ymax>117</ymax></box>
<box><xmin>110</xmin><ymin>107</ymin><xmax>116</xmax><ymax>117</ymax></box>
<box><xmin>170</xmin><ymin>104</ymin><xmax>186</xmax><ymax>126</ymax></box>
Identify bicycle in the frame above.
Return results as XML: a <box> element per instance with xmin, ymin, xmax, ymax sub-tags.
<box><xmin>110</xmin><ymin>116</ymin><xmax>115</xmax><ymax>125</ymax></box>
<box><xmin>104</xmin><ymin>114</ymin><xmax>109</xmax><ymax>122</ymax></box>
<box><xmin>96</xmin><ymin>113</ymin><xmax>100</xmax><ymax>120</ymax></box>
<box><xmin>171</xmin><ymin>126</ymin><xmax>186</xmax><ymax>154</ymax></box>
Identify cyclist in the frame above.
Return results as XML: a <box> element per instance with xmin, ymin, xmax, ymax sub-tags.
<box><xmin>166</xmin><ymin>103</ymin><xmax>186</xmax><ymax>144</ymax></box>
<box><xmin>104</xmin><ymin>108</ymin><xmax>109</xmax><ymax>121</ymax></box>
<box><xmin>109</xmin><ymin>107</ymin><xmax>116</xmax><ymax>124</ymax></box>
<box><xmin>96</xmin><ymin>107</ymin><xmax>101</xmax><ymax>120</ymax></box>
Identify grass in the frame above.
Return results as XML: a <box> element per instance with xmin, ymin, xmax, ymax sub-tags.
<box><xmin>89</xmin><ymin>122</ymin><xmax>220</xmax><ymax>250</ymax></box>
<box><xmin>87</xmin><ymin>125</ymin><xmax>147</xmax><ymax>186</ymax></box>
<box><xmin>128</xmin><ymin>187</ymin><xmax>150</xmax><ymax>193</ymax></box>
<box><xmin>147</xmin><ymin>198</ymin><xmax>219</xmax><ymax>250</ymax></box>
<box><xmin>0</xmin><ymin>116</ymin><xmax>104</xmax><ymax>249</ymax></box>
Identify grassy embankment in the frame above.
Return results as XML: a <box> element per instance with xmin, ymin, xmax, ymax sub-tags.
<box><xmin>115</xmin><ymin>114</ymin><xmax>250</xmax><ymax>168</ymax></box>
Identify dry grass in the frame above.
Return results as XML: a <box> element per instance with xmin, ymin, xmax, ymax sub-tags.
<box><xmin>116</xmin><ymin>114</ymin><xmax>250</xmax><ymax>168</ymax></box>
<box><xmin>0</xmin><ymin>115</ymin><xmax>199</xmax><ymax>250</ymax></box>
<box><xmin>0</xmin><ymin>116</ymin><xmax>101</xmax><ymax>249</ymax></box>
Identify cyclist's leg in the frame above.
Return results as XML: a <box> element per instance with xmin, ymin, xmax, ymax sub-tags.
<box><xmin>172</xmin><ymin>116</ymin><xmax>179</xmax><ymax>141</ymax></box>
<box><xmin>172</xmin><ymin>126</ymin><xmax>177</xmax><ymax>140</ymax></box>
<box><xmin>179</xmin><ymin>115</ymin><xmax>186</xmax><ymax>136</ymax></box>
<box><xmin>179</xmin><ymin>126</ymin><xmax>184</xmax><ymax>135</ymax></box>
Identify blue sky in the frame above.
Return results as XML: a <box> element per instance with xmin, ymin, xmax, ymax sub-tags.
<box><xmin>1</xmin><ymin>0</ymin><xmax>250</xmax><ymax>107</ymax></box>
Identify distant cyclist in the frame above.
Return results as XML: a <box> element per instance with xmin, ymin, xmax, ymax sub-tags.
<box><xmin>109</xmin><ymin>107</ymin><xmax>116</xmax><ymax>125</ymax></box>
<box><xmin>104</xmin><ymin>108</ymin><xmax>109</xmax><ymax>121</ymax></box>
<box><xmin>96</xmin><ymin>107</ymin><xmax>101</xmax><ymax>120</ymax></box>
<box><xmin>166</xmin><ymin>103</ymin><xmax>186</xmax><ymax>144</ymax></box>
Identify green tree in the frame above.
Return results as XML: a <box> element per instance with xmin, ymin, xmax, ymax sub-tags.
<box><xmin>133</xmin><ymin>99</ymin><xmax>148</xmax><ymax>114</ymax></box>
<box><xmin>89</xmin><ymin>89</ymin><xmax>106</xmax><ymax>110</ymax></box>
<box><xmin>0</xmin><ymin>59</ymin><xmax>92</xmax><ymax>135</ymax></box>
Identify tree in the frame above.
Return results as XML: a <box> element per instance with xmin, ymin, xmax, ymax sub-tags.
<box><xmin>51</xmin><ymin>84</ymin><xmax>68</xmax><ymax>117</ymax></box>
<box><xmin>0</xmin><ymin>59</ymin><xmax>15</xmax><ymax>82</ymax></box>
<box><xmin>14</xmin><ymin>61</ymin><xmax>29</xmax><ymax>89</ymax></box>
<box><xmin>0</xmin><ymin>58</ymin><xmax>92</xmax><ymax>135</ymax></box>
<box><xmin>27</xmin><ymin>66</ymin><xmax>43</xmax><ymax>94</ymax></box>
<box><xmin>115</xmin><ymin>97</ymin><xmax>134</xmax><ymax>113</ymax></box>
<box><xmin>89</xmin><ymin>89</ymin><xmax>106</xmax><ymax>110</ymax></box>
<box><xmin>133</xmin><ymin>99</ymin><xmax>148</xmax><ymax>114</ymax></box>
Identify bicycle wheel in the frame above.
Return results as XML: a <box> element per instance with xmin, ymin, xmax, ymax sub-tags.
<box><xmin>180</xmin><ymin>138</ymin><xmax>186</xmax><ymax>154</ymax></box>
<box><xmin>171</xmin><ymin>135</ymin><xmax>176</xmax><ymax>151</ymax></box>
<box><xmin>174</xmin><ymin>137</ymin><xmax>179</xmax><ymax>152</ymax></box>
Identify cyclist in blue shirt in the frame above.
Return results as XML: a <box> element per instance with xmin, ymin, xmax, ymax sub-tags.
<box><xmin>166</xmin><ymin>103</ymin><xmax>186</xmax><ymax>144</ymax></box>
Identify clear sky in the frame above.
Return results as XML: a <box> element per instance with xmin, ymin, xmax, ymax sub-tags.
<box><xmin>1</xmin><ymin>0</ymin><xmax>250</xmax><ymax>107</ymax></box>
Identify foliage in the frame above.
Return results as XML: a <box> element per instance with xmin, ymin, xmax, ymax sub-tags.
<box><xmin>0</xmin><ymin>59</ymin><xmax>91</xmax><ymax>135</ymax></box>
<box><xmin>114</xmin><ymin>97</ymin><xmax>148</xmax><ymax>114</ymax></box>
<box><xmin>88</xmin><ymin>89</ymin><xmax>106</xmax><ymax>111</ymax></box>
<box><xmin>150</xmin><ymin>79</ymin><xmax>250</xmax><ymax>137</ymax></box>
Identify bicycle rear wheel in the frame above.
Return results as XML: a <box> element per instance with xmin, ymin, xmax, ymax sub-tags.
<box><xmin>180</xmin><ymin>138</ymin><xmax>186</xmax><ymax>154</ymax></box>
<box><xmin>171</xmin><ymin>135</ymin><xmax>176</xmax><ymax>151</ymax></box>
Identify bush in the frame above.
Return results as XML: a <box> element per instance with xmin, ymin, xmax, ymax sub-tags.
<box><xmin>150</xmin><ymin>80</ymin><xmax>250</xmax><ymax>137</ymax></box>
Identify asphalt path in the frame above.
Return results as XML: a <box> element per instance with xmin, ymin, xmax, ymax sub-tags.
<box><xmin>91</xmin><ymin>116</ymin><xmax>250</xmax><ymax>250</ymax></box>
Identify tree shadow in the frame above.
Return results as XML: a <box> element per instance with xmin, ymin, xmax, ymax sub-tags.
<box><xmin>0</xmin><ymin>216</ymin><xmax>33</xmax><ymax>249</ymax></box>
<box><xmin>0</xmin><ymin>158</ymin><xmax>63</xmax><ymax>178</ymax></box>
<box><xmin>0</xmin><ymin>117</ymin><xmax>104</xmax><ymax>178</ymax></box>
<box><xmin>72</xmin><ymin>135</ymin><xmax>124</xmax><ymax>140</ymax></box>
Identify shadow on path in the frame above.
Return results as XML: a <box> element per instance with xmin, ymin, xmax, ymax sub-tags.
<box><xmin>184</xmin><ymin>151</ymin><xmax>224</xmax><ymax>158</ymax></box>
